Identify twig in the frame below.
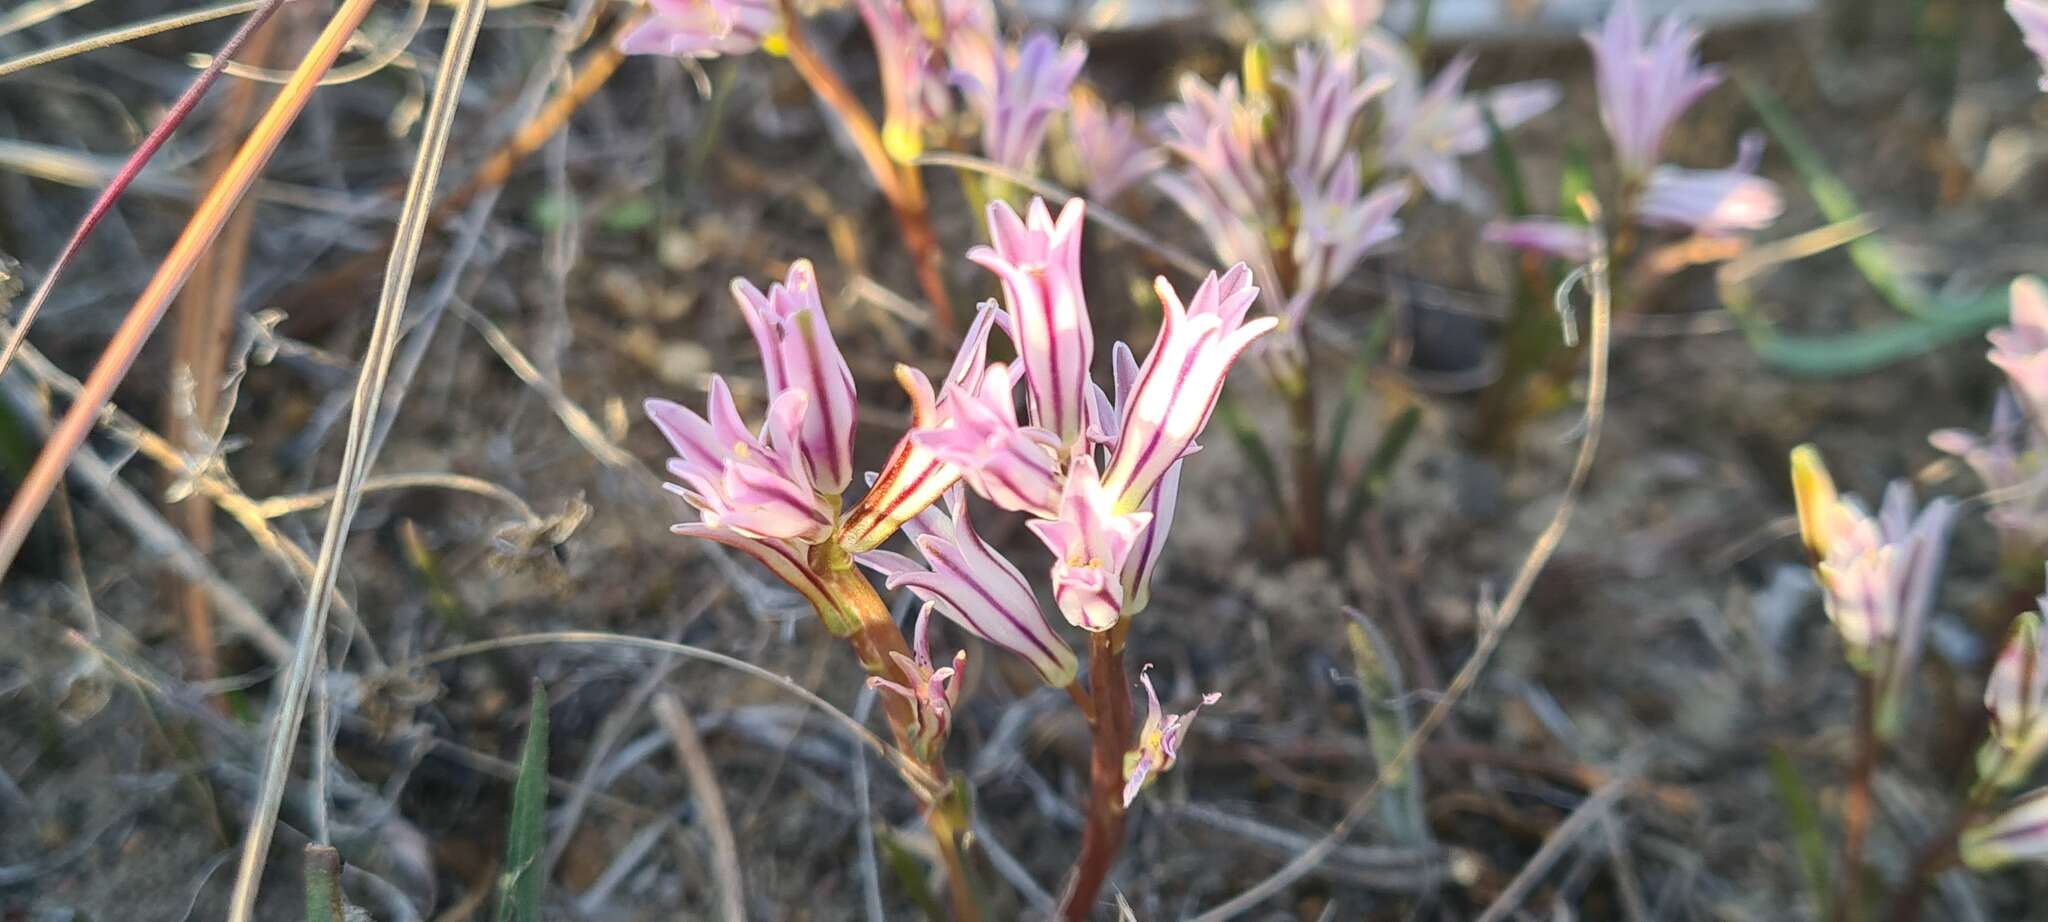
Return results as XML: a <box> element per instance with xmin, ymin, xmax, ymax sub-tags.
<box><xmin>223</xmin><ymin>3</ymin><xmax>488</xmax><ymax>919</ymax></box>
<box><xmin>653</xmin><ymin>692</ymin><xmax>747</xmax><ymax>922</ymax></box>
<box><xmin>0</xmin><ymin>0</ymin><xmax>265</xmax><ymax>79</ymax></box>
<box><xmin>1188</xmin><ymin>197</ymin><xmax>1616</xmax><ymax>921</ymax></box>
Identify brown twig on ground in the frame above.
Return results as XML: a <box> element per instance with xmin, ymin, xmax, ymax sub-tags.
<box><xmin>1060</xmin><ymin>621</ymin><xmax>1134</xmax><ymax>921</ymax></box>
<box><xmin>653</xmin><ymin>692</ymin><xmax>748</xmax><ymax>922</ymax></box>
<box><xmin>1474</xmin><ymin>756</ymin><xmax>1641</xmax><ymax>922</ymax></box>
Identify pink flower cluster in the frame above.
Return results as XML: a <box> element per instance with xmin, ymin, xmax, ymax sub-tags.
<box><xmin>1932</xmin><ymin>278</ymin><xmax>2048</xmax><ymax>564</ymax></box>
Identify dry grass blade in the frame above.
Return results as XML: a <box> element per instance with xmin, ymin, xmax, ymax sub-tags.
<box><xmin>1473</xmin><ymin>756</ymin><xmax>1641</xmax><ymax>922</ymax></box>
<box><xmin>222</xmin><ymin>2</ymin><xmax>490</xmax><ymax>919</ymax></box>
<box><xmin>0</xmin><ymin>0</ymin><xmax>265</xmax><ymax>79</ymax></box>
<box><xmin>0</xmin><ymin>0</ymin><xmax>368</xmax><ymax>579</ymax></box>
<box><xmin>0</xmin><ymin>0</ymin><xmax>92</xmax><ymax>40</ymax></box>
<box><xmin>1188</xmin><ymin>198</ymin><xmax>1617</xmax><ymax>921</ymax></box>
<box><xmin>652</xmin><ymin>692</ymin><xmax>747</xmax><ymax>922</ymax></box>
<box><xmin>0</xmin><ymin>0</ymin><xmax>288</xmax><ymax>379</ymax></box>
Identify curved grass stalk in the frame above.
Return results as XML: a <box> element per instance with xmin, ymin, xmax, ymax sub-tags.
<box><xmin>0</xmin><ymin>0</ymin><xmax>265</xmax><ymax>80</ymax></box>
<box><xmin>196</xmin><ymin>0</ymin><xmax>431</xmax><ymax>87</ymax></box>
<box><xmin>221</xmin><ymin>2</ymin><xmax>488</xmax><ymax>919</ymax></box>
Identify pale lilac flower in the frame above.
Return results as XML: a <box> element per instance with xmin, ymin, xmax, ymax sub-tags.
<box><xmin>968</xmin><ymin>198</ymin><xmax>1094</xmax><ymax>444</ymax></box>
<box><xmin>1029</xmin><ymin>456</ymin><xmax>1152</xmax><ymax>631</ymax></box>
<box><xmin>2012</xmin><ymin>0</ymin><xmax>2048</xmax><ymax>91</ymax></box>
<box><xmin>1584</xmin><ymin>0</ymin><xmax>1724</xmax><ymax>179</ymax></box>
<box><xmin>618</xmin><ymin>0</ymin><xmax>779</xmax><ymax>59</ymax></box>
<box><xmin>914</xmin><ymin>363</ymin><xmax>1065</xmax><ymax>518</ymax></box>
<box><xmin>1363</xmin><ymin>37</ymin><xmax>1559</xmax><ymax>201</ymax></box>
<box><xmin>840</xmin><ymin>302</ymin><xmax>1008</xmax><ymax>552</ymax></box>
<box><xmin>860</xmin><ymin>486</ymin><xmax>1081</xmax><ymax>685</ymax></box>
<box><xmin>857</xmin><ymin>0</ymin><xmax>951</xmax><ymax>162</ymax></box>
<box><xmin>1101</xmin><ymin>343</ymin><xmax>1181</xmax><ymax>615</ymax></box>
<box><xmin>1808</xmin><ymin>481</ymin><xmax>1957</xmax><ymax>682</ymax></box>
<box><xmin>731</xmin><ymin>260</ymin><xmax>858</xmax><ymax>494</ymax></box>
<box><xmin>1068</xmin><ymin>91</ymin><xmax>1165</xmax><ymax>201</ymax></box>
<box><xmin>1288</xmin><ymin>156</ymin><xmax>1408</xmax><ymax>324</ymax></box>
<box><xmin>1157</xmin><ymin>73</ymin><xmax>1273</xmax><ymax>225</ymax></box>
<box><xmin>939</xmin><ymin>0</ymin><xmax>1001</xmax><ymax>103</ymax></box>
<box><xmin>1274</xmin><ymin>44</ymin><xmax>1389</xmax><ymax>187</ymax></box>
<box><xmin>1962</xmin><ymin>787</ymin><xmax>2048</xmax><ymax>869</ymax></box>
<box><xmin>1988</xmin><ymin>607</ymin><xmax>2048</xmax><ymax>750</ymax></box>
<box><xmin>1121</xmin><ymin>667</ymin><xmax>1220</xmax><ymax>807</ymax></box>
<box><xmin>867</xmin><ymin>603</ymin><xmax>967</xmax><ymax>758</ymax></box>
<box><xmin>1635</xmin><ymin>134</ymin><xmax>1782</xmax><ymax>235</ymax></box>
<box><xmin>1101</xmin><ymin>265</ymin><xmax>1277</xmax><ymax>509</ymax></box>
<box><xmin>1482</xmin><ymin>217</ymin><xmax>1598</xmax><ymax>262</ymax></box>
<box><xmin>1987</xmin><ymin>276</ymin><xmax>2048</xmax><ymax>418</ymax></box>
<box><xmin>1931</xmin><ymin>393</ymin><xmax>2048</xmax><ymax>560</ymax></box>
<box><xmin>648</xmin><ymin>380</ymin><xmax>833</xmax><ymax>544</ymax></box>
<box><xmin>958</xmin><ymin>32</ymin><xmax>1087</xmax><ymax>173</ymax></box>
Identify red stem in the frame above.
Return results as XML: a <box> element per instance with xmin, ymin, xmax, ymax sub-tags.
<box><xmin>1060</xmin><ymin>623</ymin><xmax>1133</xmax><ymax>920</ymax></box>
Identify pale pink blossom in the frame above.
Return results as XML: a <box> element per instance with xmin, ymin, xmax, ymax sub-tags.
<box><xmin>618</xmin><ymin>0</ymin><xmax>778</xmax><ymax>59</ymax></box>
<box><xmin>867</xmin><ymin>603</ymin><xmax>968</xmax><ymax>758</ymax></box>
<box><xmin>1810</xmin><ymin>482</ymin><xmax>1956</xmax><ymax>683</ymax></box>
<box><xmin>1068</xmin><ymin>91</ymin><xmax>1165</xmax><ymax>201</ymax></box>
<box><xmin>1584</xmin><ymin>0</ymin><xmax>1723</xmax><ymax>179</ymax></box>
<box><xmin>1635</xmin><ymin>135</ymin><xmax>1782</xmax><ymax>235</ymax></box>
<box><xmin>1988</xmin><ymin>277</ymin><xmax>2048</xmax><ymax>419</ymax></box>
<box><xmin>1363</xmin><ymin>37</ymin><xmax>1559</xmax><ymax>201</ymax></box>
<box><xmin>857</xmin><ymin>0</ymin><xmax>951</xmax><ymax>161</ymax></box>
<box><xmin>1100</xmin><ymin>343</ymin><xmax>1182</xmax><ymax>615</ymax></box>
<box><xmin>731</xmin><ymin>260</ymin><xmax>858</xmax><ymax>494</ymax></box>
<box><xmin>1029</xmin><ymin>456</ymin><xmax>1152</xmax><ymax>631</ymax></box>
<box><xmin>1931</xmin><ymin>392</ymin><xmax>2048</xmax><ymax>559</ymax></box>
<box><xmin>1101</xmin><ymin>266</ymin><xmax>1277</xmax><ymax>509</ymax></box>
<box><xmin>958</xmin><ymin>32</ymin><xmax>1087</xmax><ymax>173</ymax></box>
<box><xmin>913</xmin><ymin>364</ymin><xmax>1064</xmax><ymax>518</ymax></box>
<box><xmin>860</xmin><ymin>487</ymin><xmax>1081</xmax><ymax>685</ymax></box>
<box><xmin>1482</xmin><ymin>217</ymin><xmax>1598</xmax><ymax>262</ymax></box>
<box><xmin>1288</xmin><ymin>156</ymin><xmax>1408</xmax><ymax>324</ymax></box>
<box><xmin>1274</xmin><ymin>44</ymin><xmax>1389</xmax><ymax>187</ymax></box>
<box><xmin>1121</xmin><ymin>667</ymin><xmax>1220</xmax><ymax>806</ymax></box>
<box><xmin>647</xmin><ymin>379</ymin><xmax>833</xmax><ymax>544</ymax></box>
<box><xmin>968</xmin><ymin>198</ymin><xmax>1094</xmax><ymax>444</ymax></box>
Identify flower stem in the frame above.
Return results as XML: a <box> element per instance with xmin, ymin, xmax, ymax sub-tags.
<box><xmin>1885</xmin><ymin>812</ymin><xmax>1967</xmax><ymax>922</ymax></box>
<box><xmin>1283</xmin><ymin>365</ymin><xmax>1325</xmax><ymax>557</ymax></box>
<box><xmin>808</xmin><ymin>545</ymin><xmax>983</xmax><ymax>922</ymax></box>
<box><xmin>1836</xmin><ymin>674</ymin><xmax>1880</xmax><ymax>922</ymax></box>
<box><xmin>1060</xmin><ymin>622</ymin><xmax>1133</xmax><ymax>920</ymax></box>
<box><xmin>772</xmin><ymin>0</ymin><xmax>955</xmax><ymax>335</ymax></box>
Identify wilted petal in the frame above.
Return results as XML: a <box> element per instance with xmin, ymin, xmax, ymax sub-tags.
<box><xmin>1584</xmin><ymin>0</ymin><xmax>1723</xmax><ymax>178</ymax></box>
<box><xmin>1121</xmin><ymin>668</ymin><xmax>1220</xmax><ymax>806</ymax></box>
<box><xmin>1962</xmin><ymin>787</ymin><xmax>2048</xmax><ymax>869</ymax></box>
<box><xmin>859</xmin><ymin>488</ymin><xmax>1080</xmax><ymax>685</ymax></box>
<box><xmin>1483</xmin><ymin>217</ymin><xmax>1598</xmax><ymax>261</ymax></box>
<box><xmin>867</xmin><ymin>604</ymin><xmax>966</xmax><ymax>758</ymax></box>
<box><xmin>618</xmin><ymin>0</ymin><xmax>779</xmax><ymax>59</ymax></box>
<box><xmin>968</xmin><ymin>198</ymin><xmax>1095</xmax><ymax>444</ymax></box>
<box><xmin>1102</xmin><ymin>265</ymin><xmax>1277</xmax><ymax>509</ymax></box>
<box><xmin>731</xmin><ymin>260</ymin><xmax>858</xmax><ymax>493</ymax></box>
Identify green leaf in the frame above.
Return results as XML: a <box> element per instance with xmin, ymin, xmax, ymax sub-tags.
<box><xmin>1740</xmin><ymin>76</ymin><xmax>1934</xmax><ymax>318</ymax></box>
<box><xmin>1741</xmin><ymin>289</ymin><xmax>2007</xmax><ymax>377</ymax></box>
<box><xmin>1767</xmin><ymin>745</ymin><xmax>1832</xmax><ymax>920</ymax></box>
<box><xmin>496</xmin><ymin>680</ymin><xmax>549</xmax><ymax>922</ymax></box>
<box><xmin>1482</xmin><ymin>102</ymin><xmax>1531</xmax><ymax>219</ymax></box>
<box><xmin>1344</xmin><ymin>610</ymin><xmax>1431</xmax><ymax>846</ymax></box>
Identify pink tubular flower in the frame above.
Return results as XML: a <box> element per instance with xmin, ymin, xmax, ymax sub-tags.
<box><xmin>1810</xmin><ymin>482</ymin><xmax>1956</xmax><ymax>680</ymax></box>
<box><xmin>731</xmin><ymin>260</ymin><xmax>858</xmax><ymax>494</ymax></box>
<box><xmin>840</xmin><ymin>302</ymin><xmax>1008</xmax><ymax>552</ymax></box>
<box><xmin>1988</xmin><ymin>607</ymin><xmax>2048</xmax><ymax>750</ymax></box>
<box><xmin>648</xmin><ymin>379</ymin><xmax>833</xmax><ymax>544</ymax></box>
<box><xmin>1101</xmin><ymin>265</ymin><xmax>1278</xmax><ymax>510</ymax></box>
<box><xmin>938</xmin><ymin>0</ymin><xmax>1000</xmax><ymax>102</ymax></box>
<box><xmin>860</xmin><ymin>487</ymin><xmax>1081</xmax><ymax>685</ymax></box>
<box><xmin>1988</xmin><ymin>276</ymin><xmax>2048</xmax><ymax>418</ymax></box>
<box><xmin>1274</xmin><ymin>44</ymin><xmax>1389</xmax><ymax>187</ymax></box>
<box><xmin>968</xmin><ymin>198</ymin><xmax>1094</xmax><ymax>444</ymax></box>
<box><xmin>1288</xmin><ymin>156</ymin><xmax>1408</xmax><ymax>324</ymax></box>
<box><xmin>618</xmin><ymin>0</ymin><xmax>779</xmax><ymax>59</ymax></box>
<box><xmin>1101</xmin><ymin>343</ymin><xmax>1181</xmax><ymax>616</ymax></box>
<box><xmin>1962</xmin><ymin>787</ymin><xmax>2048</xmax><ymax>869</ymax></box>
<box><xmin>1584</xmin><ymin>0</ymin><xmax>1723</xmax><ymax>179</ymax></box>
<box><xmin>1932</xmin><ymin>393</ymin><xmax>2048</xmax><ymax>560</ymax></box>
<box><xmin>959</xmin><ymin>32</ymin><xmax>1087</xmax><ymax>173</ymax></box>
<box><xmin>1635</xmin><ymin>134</ymin><xmax>1782</xmax><ymax>235</ymax></box>
<box><xmin>1364</xmin><ymin>37</ymin><xmax>1559</xmax><ymax>201</ymax></box>
<box><xmin>1068</xmin><ymin>91</ymin><xmax>1165</xmax><ymax>202</ymax></box>
<box><xmin>1121</xmin><ymin>668</ymin><xmax>1220</xmax><ymax>807</ymax></box>
<box><xmin>1483</xmin><ymin>217</ymin><xmax>1598</xmax><ymax>262</ymax></box>
<box><xmin>1028</xmin><ymin>457</ymin><xmax>1152</xmax><ymax>632</ymax></box>
<box><xmin>913</xmin><ymin>363</ymin><xmax>1064</xmax><ymax>517</ymax></box>
<box><xmin>867</xmin><ymin>603</ymin><xmax>967</xmax><ymax>759</ymax></box>
<box><xmin>2012</xmin><ymin>0</ymin><xmax>2048</xmax><ymax>91</ymax></box>
<box><xmin>857</xmin><ymin>0</ymin><xmax>951</xmax><ymax>162</ymax></box>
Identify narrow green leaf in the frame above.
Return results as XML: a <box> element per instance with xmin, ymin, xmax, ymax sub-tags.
<box><xmin>1482</xmin><ymin>103</ymin><xmax>1531</xmax><ymax>219</ymax></box>
<box><xmin>875</xmin><ymin>822</ymin><xmax>946</xmax><ymax>922</ymax></box>
<box><xmin>1321</xmin><ymin>310</ymin><xmax>1396</xmax><ymax>481</ymax></box>
<box><xmin>1740</xmin><ymin>76</ymin><xmax>1933</xmax><ymax>318</ymax></box>
<box><xmin>1344</xmin><ymin>610</ymin><xmax>1430</xmax><ymax>846</ymax></box>
<box><xmin>303</xmin><ymin>845</ymin><xmax>345</xmax><ymax>922</ymax></box>
<box><xmin>1744</xmin><ymin>289</ymin><xmax>2007</xmax><ymax>377</ymax></box>
<box><xmin>496</xmin><ymin>680</ymin><xmax>549</xmax><ymax>922</ymax></box>
<box><xmin>1767</xmin><ymin>745</ymin><xmax>1832</xmax><ymax>920</ymax></box>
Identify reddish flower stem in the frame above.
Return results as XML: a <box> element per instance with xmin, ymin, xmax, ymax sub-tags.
<box><xmin>1060</xmin><ymin>621</ymin><xmax>1133</xmax><ymax>920</ymax></box>
<box><xmin>1835</xmin><ymin>674</ymin><xmax>1879</xmax><ymax>922</ymax></box>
